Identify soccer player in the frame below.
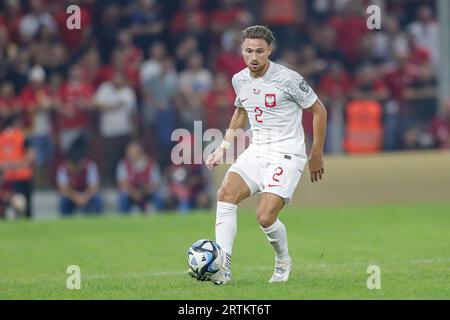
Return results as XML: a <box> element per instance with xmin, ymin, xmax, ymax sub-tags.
<box><xmin>193</xmin><ymin>26</ymin><xmax>327</xmax><ymax>284</ymax></box>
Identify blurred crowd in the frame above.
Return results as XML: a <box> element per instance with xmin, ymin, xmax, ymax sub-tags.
<box><xmin>1</xmin><ymin>0</ymin><xmax>449</xmax><ymax>218</ymax></box>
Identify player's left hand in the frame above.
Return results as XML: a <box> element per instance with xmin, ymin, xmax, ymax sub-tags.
<box><xmin>308</xmin><ymin>154</ymin><xmax>324</xmax><ymax>183</ymax></box>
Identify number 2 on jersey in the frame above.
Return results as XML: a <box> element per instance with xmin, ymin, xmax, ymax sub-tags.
<box><xmin>255</xmin><ymin>106</ymin><xmax>263</xmax><ymax>123</ymax></box>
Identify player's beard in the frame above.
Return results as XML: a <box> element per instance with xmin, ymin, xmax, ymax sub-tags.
<box><xmin>248</xmin><ymin>60</ymin><xmax>267</xmax><ymax>76</ymax></box>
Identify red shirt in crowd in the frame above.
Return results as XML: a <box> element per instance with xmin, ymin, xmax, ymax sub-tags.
<box><xmin>328</xmin><ymin>15</ymin><xmax>368</xmax><ymax>62</ymax></box>
<box><xmin>319</xmin><ymin>71</ymin><xmax>354</xmax><ymax>99</ymax></box>
<box><xmin>0</xmin><ymin>95</ymin><xmax>22</xmax><ymax>115</ymax></box>
<box><xmin>214</xmin><ymin>51</ymin><xmax>246</xmax><ymax>80</ymax></box>
<box><xmin>20</xmin><ymin>85</ymin><xmax>52</xmax><ymax>129</ymax></box>
<box><xmin>120</xmin><ymin>46</ymin><xmax>143</xmax><ymax>91</ymax></box>
<box><xmin>57</xmin><ymin>81</ymin><xmax>94</xmax><ymax>130</ymax></box>
<box><xmin>203</xmin><ymin>87</ymin><xmax>235</xmax><ymax>131</ymax></box>
<box><xmin>384</xmin><ymin>65</ymin><xmax>417</xmax><ymax>101</ymax></box>
<box><xmin>126</xmin><ymin>159</ymin><xmax>155</xmax><ymax>187</ymax></box>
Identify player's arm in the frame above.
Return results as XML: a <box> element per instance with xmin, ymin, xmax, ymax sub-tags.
<box><xmin>205</xmin><ymin>107</ymin><xmax>248</xmax><ymax>170</ymax></box>
<box><xmin>305</xmin><ymin>98</ymin><xmax>327</xmax><ymax>183</ymax></box>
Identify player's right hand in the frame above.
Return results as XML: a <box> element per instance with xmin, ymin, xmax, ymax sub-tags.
<box><xmin>205</xmin><ymin>148</ymin><xmax>225</xmax><ymax>170</ymax></box>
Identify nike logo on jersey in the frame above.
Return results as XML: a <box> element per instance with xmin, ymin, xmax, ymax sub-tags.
<box><xmin>268</xmin><ymin>184</ymin><xmax>281</xmax><ymax>188</ymax></box>
<box><xmin>241</xmin><ymin>97</ymin><xmax>249</xmax><ymax>103</ymax></box>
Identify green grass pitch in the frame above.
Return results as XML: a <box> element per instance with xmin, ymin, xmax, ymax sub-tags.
<box><xmin>0</xmin><ymin>203</ymin><xmax>449</xmax><ymax>299</ymax></box>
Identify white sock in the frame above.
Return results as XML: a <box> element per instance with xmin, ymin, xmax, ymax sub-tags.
<box><xmin>261</xmin><ymin>219</ymin><xmax>290</xmax><ymax>261</ymax></box>
<box><xmin>215</xmin><ymin>201</ymin><xmax>237</xmax><ymax>256</ymax></box>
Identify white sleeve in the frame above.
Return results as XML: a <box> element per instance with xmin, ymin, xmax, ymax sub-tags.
<box><xmin>231</xmin><ymin>75</ymin><xmax>244</xmax><ymax>108</ymax></box>
<box><xmin>285</xmin><ymin>73</ymin><xmax>318</xmax><ymax>109</ymax></box>
<box><xmin>94</xmin><ymin>83</ymin><xmax>108</xmax><ymax>104</ymax></box>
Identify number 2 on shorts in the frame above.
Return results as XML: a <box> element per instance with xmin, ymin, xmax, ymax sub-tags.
<box><xmin>272</xmin><ymin>167</ymin><xmax>284</xmax><ymax>182</ymax></box>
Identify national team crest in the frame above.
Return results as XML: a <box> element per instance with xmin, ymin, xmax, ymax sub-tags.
<box><xmin>265</xmin><ymin>94</ymin><xmax>276</xmax><ymax>108</ymax></box>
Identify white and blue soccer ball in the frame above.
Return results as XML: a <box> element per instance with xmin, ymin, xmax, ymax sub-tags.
<box><xmin>187</xmin><ymin>239</ymin><xmax>224</xmax><ymax>280</ymax></box>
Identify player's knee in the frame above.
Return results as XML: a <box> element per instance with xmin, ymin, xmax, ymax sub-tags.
<box><xmin>256</xmin><ymin>208</ymin><xmax>277</xmax><ymax>228</ymax></box>
<box><xmin>217</xmin><ymin>187</ymin><xmax>240</xmax><ymax>204</ymax></box>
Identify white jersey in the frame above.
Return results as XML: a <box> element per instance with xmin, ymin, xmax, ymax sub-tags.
<box><xmin>231</xmin><ymin>61</ymin><xmax>317</xmax><ymax>160</ymax></box>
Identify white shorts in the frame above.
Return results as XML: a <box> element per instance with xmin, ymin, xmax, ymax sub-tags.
<box><xmin>227</xmin><ymin>145</ymin><xmax>307</xmax><ymax>204</ymax></box>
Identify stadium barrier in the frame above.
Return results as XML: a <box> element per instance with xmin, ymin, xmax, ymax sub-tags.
<box><xmin>213</xmin><ymin>151</ymin><xmax>450</xmax><ymax>208</ymax></box>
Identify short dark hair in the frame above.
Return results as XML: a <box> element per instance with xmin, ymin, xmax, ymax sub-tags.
<box><xmin>241</xmin><ymin>25</ymin><xmax>276</xmax><ymax>46</ymax></box>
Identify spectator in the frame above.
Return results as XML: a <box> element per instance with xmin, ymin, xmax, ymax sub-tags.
<box><xmin>402</xmin><ymin>62</ymin><xmax>437</xmax><ymax>149</ymax></box>
<box><xmin>116</xmin><ymin>29</ymin><xmax>143</xmax><ymax>91</ymax></box>
<box><xmin>117</xmin><ymin>141</ymin><xmax>163</xmax><ymax>214</ymax></box>
<box><xmin>0</xmin><ymin>0</ymin><xmax>23</xmax><ymax>44</ymax></box>
<box><xmin>327</xmin><ymin>1</ymin><xmax>368</xmax><ymax>68</ymax></box>
<box><xmin>56</xmin><ymin>65</ymin><xmax>95</xmax><ymax>153</ymax></box>
<box><xmin>311</xmin><ymin>25</ymin><xmax>347</xmax><ymax>70</ymax></box>
<box><xmin>166</xmin><ymin>163</ymin><xmax>211</xmax><ymax>213</ymax></box>
<box><xmin>203</xmin><ymin>72</ymin><xmax>235</xmax><ymax>131</ymax></box>
<box><xmin>29</xmin><ymin>25</ymin><xmax>61</xmax><ymax>72</ymax></box>
<box><xmin>18</xmin><ymin>0</ymin><xmax>58</xmax><ymax>44</ymax></box>
<box><xmin>371</xmin><ymin>15</ymin><xmax>408</xmax><ymax>65</ymax></box>
<box><xmin>174</xmin><ymin>34</ymin><xmax>200</xmax><ymax>71</ymax></box>
<box><xmin>165</xmin><ymin>135</ymin><xmax>211</xmax><ymax>213</ymax></box>
<box><xmin>94</xmin><ymin>3</ymin><xmax>122</xmax><ymax>64</ymax></box>
<box><xmin>408</xmin><ymin>5</ymin><xmax>439</xmax><ymax>68</ymax></box>
<box><xmin>0</xmin><ymin>114</ymin><xmax>36</xmax><ymax>218</ymax></box>
<box><xmin>214</xmin><ymin>30</ymin><xmax>247</xmax><ymax>80</ymax></box>
<box><xmin>177</xmin><ymin>52</ymin><xmax>213</xmax><ymax>129</ymax></box>
<box><xmin>80</xmin><ymin>46</ymin><xmax>110</xmax><ymax>88</ymax></box>
<box><xmin>318</xmin><ymin>61</ymin><xmax>354</xmax><ymax>153</ymax></box>
<box><xmin>7</xmin><ymin>47</ymin><xmax>32</xmax><ymax>93</ymax></box>
<box><xmin>129</xmin><ymin>0</ymin><xmax>165</xmax><ymax>50</ymax></box>
<box><xmin>140</xmin><ymin>56</ymin><xmax>178</xmax><ymax>167</ymax></box>
<box><xmin>94</xmin><ymin>71</ymin><xmax>137</xmax><ymax>184</ymax></box>
<box><xmin>140</xmin><ymin>41</ymin><xmax>167</xmax><ymax>85</ymax></box>
<box><xmin>20</xmin><ymin>65</ymin><xmax>54</xmax><ymax>178</ymax></box>
<box><xmin>56</xmin><ymin>137</ymin><xmax>102</xmax><ymax>216</ymax></box>
<box><xmin>383</xmin><ymin>52</ymin><xmax>417</xmax><ymax>150</ymax></box>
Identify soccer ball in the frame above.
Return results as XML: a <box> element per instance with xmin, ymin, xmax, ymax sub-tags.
<box><xmin>187</xmin><ymin>239</ymin><xmax>224</xmax><ymax>280</ymax></box>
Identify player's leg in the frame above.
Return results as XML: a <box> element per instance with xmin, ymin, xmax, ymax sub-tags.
<box><xmin>258</xmin><ymin>155</ymin><xmax>306</xmax><ymax>283</ymax></box>
<box><xmin>256</xmin><ymin>193</ymin><xmax>292</xmax><ymax>283</ymax></box>
<box><xmin>204</xmin><ymin>172</ymin><xmax>251</xmax><ymax>284</ymax></box>
<box><xmin>215</xmin><ymin>172</ymin><xmax>251</xmax><ymax>253</ymax></box>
